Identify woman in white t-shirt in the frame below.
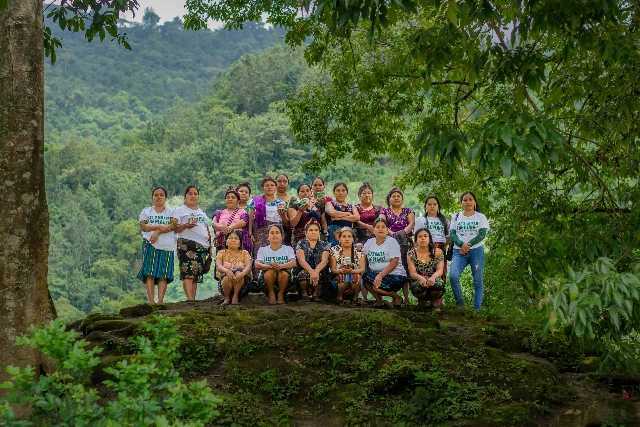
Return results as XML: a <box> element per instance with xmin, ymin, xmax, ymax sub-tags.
<box><xmin>255</xmin><ymin>224</ymin><xmax>297</xmax><ymax>305</ymax></box>
<box><xmin>172</xmin><ymin>185</ymin><xmax>212</xmax><ymax>302</ymax></box>
<box><xmin>137</xmin><ymin>186</ymin><xmax>176</xmax><ymax>304</ymax></box>
<box><xmin>362</xmin><ymin>217</ymin><xmax>408</xmax><ymax>307</ymax></box>
<box><xmin>449</xmin><ymin>191</ymin><xmax>490</xmax><ymax>310</ymax></box>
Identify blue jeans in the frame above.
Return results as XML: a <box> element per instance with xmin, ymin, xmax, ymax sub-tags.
<box><xmin>449</xmin><ymin>247</ymin><xmax>485</xmax><ymax>310</ymax></box>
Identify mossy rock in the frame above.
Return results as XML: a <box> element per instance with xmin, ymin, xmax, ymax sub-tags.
<box><xmin>85</xmin><ymin>319</ymin><xmax>137</xmax><ymax>337</ymax></box>
<box><xmin>119</xmin><ymin>303</ymin><xmax>155</xmax><ymax>318</ymax></box>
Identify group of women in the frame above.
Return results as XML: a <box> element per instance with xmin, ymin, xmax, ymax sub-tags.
<box><xmin>136</xmin><ymin>175</ymin><xmax>490</xmax><ymax>310</ymax></box>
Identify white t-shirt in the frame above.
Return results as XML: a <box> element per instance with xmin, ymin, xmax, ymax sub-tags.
<box><xmin>414</xmin><ymin>215</ymin><xmax>448</xmax><ymax>244</ymax></box>
<box><xmin>450</xmin><ymin>211</ymin><xmax>490</xmax><ymax>249</ymax></box>
<box><xmin>362</xmin><ymin>237</ymin><xmax>406</xmax><ymax>277</ymax></box>
<box><xmin>172</xmin><ymin>205</ymin><xmax>211</xmax><ymax>248</ymax></box>
<box><xmin>256</xmin><ymin>245</ymin><xmax>296</xmax><ymax>265</ymax></box>
<box><xmin>139</xmin><ymin>207</ymin><xmax>176</xmax><ymax>251</ymax></box>
<box><xmin>265</xmin><ymin>199</ymin><xmax>285</xmax><ymax>223</ymax></box>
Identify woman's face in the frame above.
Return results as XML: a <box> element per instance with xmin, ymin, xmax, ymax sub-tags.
<box><xmin>152</xmin><ymin>189</ymin><xmax>166</xmax><ymax>207</ymax></box>
<box><xmin>312</xmin><ymin>178</ymin><xmax>325</xmax><ymax>193</ymax></box>
<box><xmin>334</xmin><ymin>185</ymin><xmax>348</xmax><ymax>203</ymax></box>
<box><xmin>416</xmin><ymin>230</ymin><xmax>430</xmax><ymax>248</ymax></box>
<box><xmin>339</xmin><ymin>230</ymin><xmax>354</xmax><ymax>247</ymax></box>
<box><xmin>185</xmin><ymin>188</ymin><xmax>199</xmax><ymax>207</ymax></box>
<box><xmin>276</xmin><ymin>175</ymin><xmax>289</xmax><ymax>193</ymax></box>
<box><xmin>225</xmin><ymin>193</ymin><xmax>239</xmax><ymax>210</ymax></box>
<box><xmin>237</xmin><ymin>186</ymin><xmax>250</xmax><ymax>203</ymax></box>
<box><xmin>359</xmin><ymin>188</ymin><xmax>373</xmax><ymax>205</ymax></box>
<box><xmin>268</xmin><ymin>226</ymin><xmax>283</xmax><ymax>245</ymax></box>
<box><xmin>461</xmin><ymin>194</ymin><xmax>476</xmax><ymax>211</ymax></box>
<box><xmin>263</xmin><ymin>180</ymin><xmax>277</xmax><ymax>197</ymax></box>
<box><xmin>373</xmin><ymin>221</ymin><xmax>388</xmax><ymax>239</ymax></box>
<box><xmin>226</xmin><ymin>233</ymin><xmax>241</xmax><ymax>250</ymax></box>
<box><xmin>298</xmin><ymin>185</ymin><xmax>311</xmax><ymax>199</ymax></box>
<box><xmin>425</xmin><ymin>198</ymin><xmax>439</xmax><ymax>216</ymax></box>
<box><xmin>389</xmin><ymin>192</ymin><xmax>403</xmax><ymax>208</ymax></box>
<box><xmin>305</xmin><ymin>224</ymin><xmax>320</xmax><ymax>241</ymax></box>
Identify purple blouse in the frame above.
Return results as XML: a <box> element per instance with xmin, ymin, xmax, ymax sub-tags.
<box><xmin>381</xmin><ymin>207</ymin><xmax>413</xmax><ymax>233</ymax></box>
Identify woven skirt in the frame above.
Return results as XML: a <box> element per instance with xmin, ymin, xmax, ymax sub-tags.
<box><xmin>137</xmin><ymin>239</ymin><xmax>175</xmax><ymax>284</ymax></box>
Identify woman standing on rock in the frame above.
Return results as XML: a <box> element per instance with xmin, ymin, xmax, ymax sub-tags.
<box><xmin>255</xmin><ymin>224</ymin><xmax>297</xmax><ymax>304</ymax></box>
<box><xmin>288</xmin><ymin>183</ymin><xmax>322</xmax><ymax>247</ymax></box>
<box><xmin>408</xmin><ymin>228</ymin><xmax>445</xmax><ymax>309</ymax></box>
<box><xmin>216</xmin><ymin>230</ymin><xmax>252</xmax><ymax>305</ymax></box>
<box><xmin>311</xmin><ymin>176</ymin><xmax>331</xmax><ymax>238</ymax></box>
<box><xmin>212</xmin><ymin>188</ymin><xmax>249</xmax><ymax>251</ymax></box>
<box><xmin>248</xmin><ymin>177</ymin><xmax>287</xmax><ymax>257</ymax></box>
<box><xmin>448</xmin><ymin>191</ymin><xmax>490</xmax><ymax>310</ymax></box>
<box><xmin>173</xmin><ymin>185</ymin><xmax>212</xmax><ymax>302</ymax></box>
<box><xmin>294</xmin><ymin>221</ymin><xmax>330</xmax><ymax>300</ymax></box>
<box><xmin>137</xmin><ymin>186</ymin><xmax>176</xmax><ymax>304</ymax></box>
<box><xmin>330</xmin><ymin>227</ymin><xmax>366</xmax><ymax>305</ymax></box>
<box><xmin>362</xmin><ymin>217</ymin><xmax>408</xmax><ymax>308</ymax></box>
<box><xmin>355</xmin><ymin>182</ymin><xmax>381</xmax><ymax>246</ymax></box>
<box><xmin>325</xmin><ymin>182</ymin><xmax>360</xmax><ymax>246</ymax></box>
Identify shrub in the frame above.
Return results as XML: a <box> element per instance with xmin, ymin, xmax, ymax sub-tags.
<box><xmin>1</xmin><ymin>316</ymin><xmax>221</xmax><ymax>426</ymax></box>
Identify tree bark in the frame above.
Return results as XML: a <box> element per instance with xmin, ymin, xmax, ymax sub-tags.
<box><xmin>0</xmin><ymin>0</ymin><xmax>55</xmax><ymax>378</ymax></box>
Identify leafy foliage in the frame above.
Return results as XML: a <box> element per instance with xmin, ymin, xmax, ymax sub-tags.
<box><xmin>0</xmin><ymin>316</ymin><xmax>221</xmax><ymax>426</ymax></box>
<box><xmin>543</xmin><ymin>258</ymin><xmax>640</xmax><ymax>340</ymax></box>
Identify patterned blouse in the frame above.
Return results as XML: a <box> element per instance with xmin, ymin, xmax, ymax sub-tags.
<box><xmin>295</xmin><ymin>239</ymin><xmax>330</xmax><ymax>269</ymax></box>
<box><xmin>328</xmin><ymin>201</ymin><xmax>355</xmax><ymax>228</ymax></box>
<box><xmin>408</xmin><ymin>248</ymin><xmax>443</xmax><ymax>278</ymax></box>
<box><xmin>381</xmin><ymin>207</ymin><xmax>414</xmax><ymax>233</ymax></box>
<box><xmin>355</xmin><ymin>204</ymin><xmax>380</xmax><ymax>242</ymax></box>
<box><xmin>330</xmin><ymin>245</ymin><xmax>363</xmax><ymax>269</ymax></box>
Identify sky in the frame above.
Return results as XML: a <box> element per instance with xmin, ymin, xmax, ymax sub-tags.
<box><xmin>125</xmin><ymin>0</ymin><xmax>187</xmax><ymax>23</ymax></box>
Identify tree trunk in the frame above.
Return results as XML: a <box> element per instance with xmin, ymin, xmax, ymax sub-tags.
<box><xmin>0</xmin><ymin>0</ymin><xmax>55</xmax><ymax>377</ymax></box>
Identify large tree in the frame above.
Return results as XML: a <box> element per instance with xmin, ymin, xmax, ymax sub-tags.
<box><xmin>0</xmin><ymin>0</ymin><xmax>138</xmax><ymax>374</ymax></box>
<box><xmin>0</xmin><ymin>0</ymin><xmax>53</xmax><ymax>375</ymax></box>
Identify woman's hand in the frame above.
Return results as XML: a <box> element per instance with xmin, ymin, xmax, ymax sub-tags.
<box><xmin>418</xmin><ymin>276</ymin><xmax>428</xmax><ymax>288</ymax></box>
<box><xmin>461</xmin><ymin>242</ymin><xmax>471</xmax><ymax>255</ymax></box>
<box><xmin>149</xmin><ymin>231</ymin><xmax>160</xmax><ymax>244</ymax></box>
<box><xmin>374</xmin><ymin>273</ymin><xmax>383</xmax><ymax>289</ymax></box>
<box><xmin>310</xmin><ymin>270</ymin><xmax>320</xmax><ymax>283</ymax></box>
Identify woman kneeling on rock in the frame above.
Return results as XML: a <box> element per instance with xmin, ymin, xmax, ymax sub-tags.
<box><xmin>216</xmin><ymin>230</ymin><xmax>252</xmax><ymax>305</ymax></box>
<box><xmin>330</xmin><ymin>227</ymin><xmax>366</xmax><ymax>305</ymax></box>
<box><xmin>362</xmin><ymin>217</ymin><xmax>408</xmax><ymax>308</ymax></box>
<box><xmin>294</xmin><ymin>221</ymin><xmax>330</xmax><ymax>301</ymax></box>
<box><xmin>255</xmin><ymin>224</ymin><xmax>297</xmax><ymax>304</ymax></box>
<box><xmin>408</xmin><ymin>228</ymin><xmax>445</xmax><ymax>309</ymax></box>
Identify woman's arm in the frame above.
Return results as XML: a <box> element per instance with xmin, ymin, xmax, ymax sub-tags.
<box><xmin>329</xmin><ymin>254</ymin><xmax>339</xmax><ymax>274</ymax></box>
<box><xmin>376</xmin><ymin>258</ymin><xmax>399</xmax><ymax>279</ymax></box>
<box><xmin>229</xmin><ymin>219</ymin><xmax>247</xmax><ymax>231</ymax></box>
<box><xmin>340</xmin><ymin>206</ymin><xmax>360</xmax><ymax>222</ymax></box>
<box><xmin>404</xmin><ymin>212</ymin><xmax>415</xmax><ymax>234</ymax></box>
<box><xmin>140</xmin><ymin>223</ymin><xmax>172</xmax><ymax>233</ymax></box>
<box><xmin>288</xmin><ymin>207</ymin><xmax>303</xmax><ymax>228</ymax></box>
<box><xmin>278</xmin><ymin>258</ymin><xmax>297</xmax><ymax>270</ymax></box>
<box><xmin>236</xmin><ymin>252</ymin><xmax>253</xmax><ymax>278</ymax></box>
<box><xmin>296</xmin><ymin>248</ymin><xmax>314</xmax><ymax>273</ymax></box>
<box><xmin>216</xmin><ymin>252</ymin><xmax>232</xmax><ymax>276</ymax></box>
<box><xmin>316</xmin><ymin>251</ymin><xmax>330</xmax><ymax>272</ymax></box>
<box><xmin>325</xmin><ymin>202</ymin><xmax>351</xmax><ymax>219</ymax></box>
<box><xmin>255</xmin><ymin>260</ymin><xmax>271</xmax><ymax>270</ymax></box>
<box><xmin>407</xmin><ymin>255</ymin><xmax>420</xmax><ymax>280</ymax></box>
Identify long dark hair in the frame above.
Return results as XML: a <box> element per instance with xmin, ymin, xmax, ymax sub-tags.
<box><xmin>460</xmin><ymin>191</ymin><xmax>481</xmax><ymax>212</ymax></box>
<box><xmin>385</xmin><ymin>187</ymin><xmax>404</xmax><ymax>207</ymax></box>
<box><xmin>236</xmin><ymin>182</ymin><xmax>252</xmax><ymax>195</ymax></box>
<box><xmin>414</xmin><ymin>228</ymin><xmax>435</xmax><ymax>258</ymax></box>
<box><xmin>224</xmin><ymin>230</ymin><xmax>244</xmax><ymax>250</ymax></box>
<box><xmin>183</xmin><ymin>185</ymin><xmax>199</xmax><ymax>197</ymax></box>
<box><xmin>424</xmin><ymin>195</ymin><xmax>449</xmax><ymax>236</ymax></box>
<box><xmin>337</xmin><ymin>227</ymin><xmax>357</xmax><ymax>266</ymax></box>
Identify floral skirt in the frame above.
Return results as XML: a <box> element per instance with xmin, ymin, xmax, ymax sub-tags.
<box><xmin>137</xmin><ymin>240</ymin><xmax>174</xmax><ymax>284</ymax></box>
<box><xmin>177</xmin><ymin>238</ymin><xmax>209</xmax><ymax>283</ymax></box>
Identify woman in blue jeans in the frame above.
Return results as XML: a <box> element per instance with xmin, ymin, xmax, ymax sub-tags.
<box><xmin>449</xmin><ymin>192</ymin><xmax>490</xmax><ymax>310</ymax></box>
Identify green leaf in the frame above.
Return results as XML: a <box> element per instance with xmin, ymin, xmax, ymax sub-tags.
<box><xmin>500</xmin><ymin>157</ymin><xmax>512</xmax><ymax>176</ymax></box>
